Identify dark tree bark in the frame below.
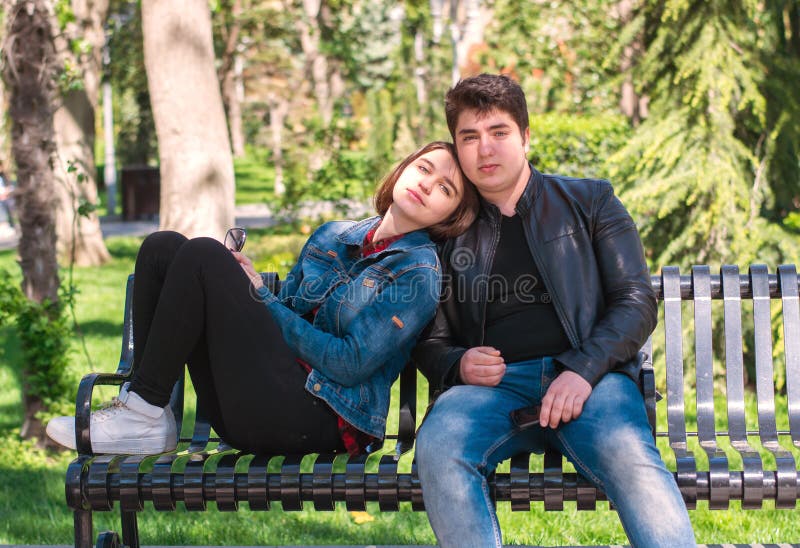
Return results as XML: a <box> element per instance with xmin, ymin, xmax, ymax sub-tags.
<box><xmin>1</xmin><ymin>0</ymin><xmax>62</xmax><ymax>441</ymax></box>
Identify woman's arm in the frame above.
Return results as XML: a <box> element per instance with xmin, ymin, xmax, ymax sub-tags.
<box><xmin>257</xmin><ymin>265</ymin><xmax>440</xmax><ymax>387</ymax></box>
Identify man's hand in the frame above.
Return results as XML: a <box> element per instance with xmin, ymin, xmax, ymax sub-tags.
<box><xmin>539</xmin><ymin>370</ymin><xmax>592</xmax><ymax>428</ymax></box>
<box><xmin>232</xmin><ymin>251</ymin><xmax>263</xmax><ymax>289</ymax></box>
<box><xmin>459</xmin><ymin>346</ymin><xmax>506</xmax><ymax>386</ymax></box>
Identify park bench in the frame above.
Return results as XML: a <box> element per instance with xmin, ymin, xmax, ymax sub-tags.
<box><xmin>65</xmin><ymin>263</ymin><xmax>800</xmax><ymax>548</ymax></box>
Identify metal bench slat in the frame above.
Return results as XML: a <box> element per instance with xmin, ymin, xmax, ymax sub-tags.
<box><xmin>662</xmin><ymin>267</ymin><xmax>698</xmax><ymax>508</ymax></box>
<box><xmin>750</xmin><ymin>266</ymin><xmax>798</xmax><ymax>508</ymax></box>
<box><xmin>778</xmin><ymin>265</ymin><xmax>800</xmax><ymax>448</ymax></box>
<box><xmin>721</xmin><ymin>265</ymin><xmax>766</xmax><ymax>508</ymax></box>
<box><xmin>692</xmin><ymin>266</ymin><xmax>731</xmax><ymax>508</ymax></box>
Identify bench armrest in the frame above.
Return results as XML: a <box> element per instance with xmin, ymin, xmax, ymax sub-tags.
<box><xmin>74</xmin><ymin>371</ymin><xmax>131</xmax><ymax>455</ymax></box>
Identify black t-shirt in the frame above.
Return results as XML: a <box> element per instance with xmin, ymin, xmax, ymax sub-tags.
<box><xmin>483</xmin><ymin>214</ymin><xmax>571</xmax><ymax>362</ymax></box>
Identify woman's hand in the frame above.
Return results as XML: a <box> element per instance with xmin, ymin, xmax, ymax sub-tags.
<box><xmin>232</xmin><ymin>251</ymin><xmax>264</xmax><ymax>289</ymax></box>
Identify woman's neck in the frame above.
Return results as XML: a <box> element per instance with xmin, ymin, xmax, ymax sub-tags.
<box><xmin>373</xmin><ymin>207</ymin><xmax>415</xmax><ymax>241</ymax></box>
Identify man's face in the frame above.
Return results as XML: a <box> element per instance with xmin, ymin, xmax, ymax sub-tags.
<box><xmin>453</xmin><ymin>108</ymin><xmax>530</xmax><ymax>197</ymax></box>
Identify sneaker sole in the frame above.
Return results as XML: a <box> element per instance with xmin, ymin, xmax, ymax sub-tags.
<box><xmin>91</xmin><ymin>437</ymin><xmax>177</xmax><ymax>455</ymax></box>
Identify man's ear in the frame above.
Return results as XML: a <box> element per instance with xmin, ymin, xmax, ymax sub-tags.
<box><xmin>523</xmin><ymin>127</ymin><xmax>531</xmax><ymax>155</ymax></box>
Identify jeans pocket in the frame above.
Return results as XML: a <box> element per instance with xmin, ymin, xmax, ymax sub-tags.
<box><xmin>540</xmin><ymin>357</ymin><xmax>558</xmax><ymax>394</ymax></box>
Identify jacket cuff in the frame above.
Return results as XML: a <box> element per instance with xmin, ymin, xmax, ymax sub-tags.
<box><xmin>442</xmin><ymin>348</ymin><xmax>467</xmax><ymax>389</ymax></box>
<box><xmin>256</xmin><ymin>285</ymin><xmax>278</xmax><ymax>305</ymax></box>
<box><xmin>553</xmin><ymin>349</ymin><xmax>605</xmax><ymax>387</ymax></box>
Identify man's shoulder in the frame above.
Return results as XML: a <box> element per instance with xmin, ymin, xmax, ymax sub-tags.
<box><xmin>541</xmin><ymin>173</ymin><xmax>613</xmax><ymax>193</ymax></box>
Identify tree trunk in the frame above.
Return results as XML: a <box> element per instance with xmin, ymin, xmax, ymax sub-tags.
<box><xmin>790</xmin><ymin>1</ymin><xmax>800</xmax><ymax>57</ymax></box>
<box><xmin>296</xmin><ymin>0</ymin><xmax>333</xmax><ymax>124</ymax></box>
<box><xmin>617</xmin><ymin>0</ymin><xmax>645</xmax><ymax>125</ymax></box>
<box><xmin>103</xmin><ymin>79</ymin><xmax>117</xmax><ymax>215</ymax></box>
<box><xmin>142</xmin><ymin>0</ymin><xmax>235</xmax><ymax>239</ymax></box>
<box><xmin>52</xmin><ymin>0</ymin><xmax>111</xmax><ymax>266</ymax></box>
<box><xmin>269</xmin><ymin>96</ymin><xmax>289</xmax><ymax>196</ymax></box>
<box><xmin>414</xmin><ymin>28</ymin><xmax>427</xmax><ymax>142</ymax></box>
<box><xmin>222</xmin><ymin>52</ymin><xmax>246</xmax><ymax>158</ymax></box>
<box><xmin>218</xmin><ymin>0</ymin><xmax>245</xmax><ymax>157</ymax></box>
<box><xmin>53</xmin><ymin>90</ymin><xmax>112</xmax><ymax>265</ymax></box>
<box><xmin>1</xmin><ymin>0</ymin><xmax>62</xmax><ymax>441</ymax></box>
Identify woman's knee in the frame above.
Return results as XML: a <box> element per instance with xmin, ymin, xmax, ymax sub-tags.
<box><xmin>167</xmin><ymin>237</ymin><xmax>241</xmax><ymax>282</ymax></box>
<box><xmin>139</xmin><ymin>231</ymin><xmax>188</xmax><ymax>262</ymax></box>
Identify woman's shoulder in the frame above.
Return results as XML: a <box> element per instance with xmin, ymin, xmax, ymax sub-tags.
<box><xmin>381</xmin><ymin>243</ymin><xmax>442</xmax><ymax>278</ymax></box>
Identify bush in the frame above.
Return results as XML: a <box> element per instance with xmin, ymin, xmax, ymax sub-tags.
<box><xmin>0</xmin><ymin>269</ymin><xmax>73</xmax><ymax>420</ymax></box>
<box><xmin>529</xmin><ymin>113</ymin><xmax>631</xmax><ymax>179</ymax></box>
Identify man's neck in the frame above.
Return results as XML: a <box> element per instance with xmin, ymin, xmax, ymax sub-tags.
<box><xmin>482</xmin><ymin>162</ymin><xmax>531</xmax><ymax>217</ymax></box>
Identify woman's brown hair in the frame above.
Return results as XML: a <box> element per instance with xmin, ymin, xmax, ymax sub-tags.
<box><xmin>373</xmin><ymin>141</ymin><xmax>478</xmax><ymax>241</ymax></box>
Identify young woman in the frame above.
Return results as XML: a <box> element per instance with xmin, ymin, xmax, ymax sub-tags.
<box><xmin>47</xmin><ymin>141</ymin><xmax>478</xmax><ymax>456</ymax></box>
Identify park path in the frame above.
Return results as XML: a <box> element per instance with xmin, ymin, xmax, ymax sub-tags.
<box><xmin>0</xmin><ymin>201</ymin><xmax>371</xmax><ymax>252</ymax></box>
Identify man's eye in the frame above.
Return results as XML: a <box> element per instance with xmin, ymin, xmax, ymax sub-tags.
<box><xmin>462</xmin><ymin>135</ymin><xmax>477</xmax><ymax>142</ymax></box>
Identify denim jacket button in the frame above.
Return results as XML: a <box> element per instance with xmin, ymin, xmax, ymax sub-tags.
<box><xmin>313</xmin><ymin>383</ymin><xmax>322</xmax><ymax>392</ymax></box>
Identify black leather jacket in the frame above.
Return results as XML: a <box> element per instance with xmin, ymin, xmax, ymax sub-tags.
<box><xmin>413</xmin><ymin>164</ymin><xmax>657</xmax><ymax>391</ymax></box>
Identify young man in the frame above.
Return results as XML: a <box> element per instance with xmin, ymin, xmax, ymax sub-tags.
<box><xmin>413</xmin><ymin>74</ymin><xmax>696</xmax><ymax>548</ymax></box>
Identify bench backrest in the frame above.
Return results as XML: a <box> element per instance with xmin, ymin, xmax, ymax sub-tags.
<box><xmin>115</xmin><ymin>264</ymin><xmax>800</xmax><ymax>476</ymax></box>
<box><xmin>647</xmin><ymin>264</ymin><xmax>799</xmax><ymax>508</ymax></box>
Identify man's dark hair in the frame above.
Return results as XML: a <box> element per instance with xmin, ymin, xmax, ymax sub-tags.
<box><xmin>445</xmin><ymin>73</ymin><xmax>529</xmax><ymax>139</ymax></box>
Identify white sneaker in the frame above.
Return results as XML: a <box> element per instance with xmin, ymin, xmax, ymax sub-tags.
<box><xmin>46</xmin><ymin>384</ymin><xmax>178</xmax><ymax>454</ymax></box>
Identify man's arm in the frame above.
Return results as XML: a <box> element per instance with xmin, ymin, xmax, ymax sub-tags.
<box><xmin>541</xmin><ymin>183</ymin><xmax>656</xmax><ymax>428</ymax></box>
<box><xmin>413</xmin><ymin>306</ymin><xmax>506</xmax><ymax>390</ymax></box>
<box><xmin>412</xmin><ymin>304</ymin><xmax>468</xmax><ymax>392</ymax></box>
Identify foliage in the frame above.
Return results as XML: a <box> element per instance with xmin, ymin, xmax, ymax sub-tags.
<box><xmin>107</xmin><ymin>0</ymin><xmax>158</xmax><ymax>166</ymax></box>
<box><xmin>529</xmin><ymin>113</ymin><xmax>630</xmax><ymax>179</ymax></box>
<box><xmin>0</xmin><ymin>269</ymin><xmax>73</xmax><ymax>420</ymax></box>
<box><xmin>609</xmin><ymin>0</ymin><xmax>799</xmax><ymax>270</ymax></box>
<box><xmin>485</xmin><ymin>0</ymin><xmax>621</xmax><ymax>114</ymax></box>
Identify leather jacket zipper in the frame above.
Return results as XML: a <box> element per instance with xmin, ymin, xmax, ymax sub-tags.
<box><xmin>520</xmin><ymin>214</ymin><xmax>581</xmax><ymax>349</ymax></box>
<box><xmin>478</xmin><ymin>215</ymin><xmax>502</xmax><ymax>345</ymax></box>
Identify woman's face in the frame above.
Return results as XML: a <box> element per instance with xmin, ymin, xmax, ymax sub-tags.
<box><xmin>391</xmin><ymin>148</ymin><xmax>465</xmax><ymax>230</ymax></box>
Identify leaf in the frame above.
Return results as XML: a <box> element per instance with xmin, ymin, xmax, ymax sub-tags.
<box><xmin>349</xmin><ymin>511</ymin><xmax>374</xmax><ymax>524</ymax></box>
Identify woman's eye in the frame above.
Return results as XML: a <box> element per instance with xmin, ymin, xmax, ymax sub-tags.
<box><xmin>417</xmin><ymin>164</ymin><xmax>430</xmax><ymax>174</ymax></box>
<box><xmin>439</xmin><ymin>183</ymin><xmax>451</xmax><ymax>196</ymax></box>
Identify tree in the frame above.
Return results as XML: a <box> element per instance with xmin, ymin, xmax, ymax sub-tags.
<box><xmin>141</xmin><ymin>0</ymin><xmax>235</xmax><ymax>239</ymax></box>
<box><xmin>215</xmin><ymin>0</ymin><xmax>247</xmax><ymax>157</ymax></box>
<box><xmin>610</xmin><ymin>0</ymin><xmax>799</xmax><ymax>269</ymax></box>
<box><xmin>1</xmin><ymin>0</ymin><xmax>65</xmax><ymax>440</ymax></box>
<box><xmin>484</xmin><ymin>0</ymin><xmax>620</xmax><ymax>114</ymax></box>
<box><xmin>51</xmin><ymin>0</ymin><xmax>111</xmax><ymax>267</ymax></box>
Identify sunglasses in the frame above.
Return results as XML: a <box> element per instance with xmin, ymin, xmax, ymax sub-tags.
<box><xmin>224</xmin><ymin>227</ymin><xmax>247</xmax><ymax>252</ymax></box>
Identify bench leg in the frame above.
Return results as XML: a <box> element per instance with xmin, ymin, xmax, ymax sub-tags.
<box><xmin>74</xmin><ymin>510</ymin><xmax>93</xmax><ymax>548</ymax></box>
<box><xmin>121</xmin><ymin>511</ymin><xmax>140</xmax><ymax>548</ymax></box>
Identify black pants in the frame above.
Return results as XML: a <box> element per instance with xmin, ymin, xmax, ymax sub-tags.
<box><xmin>128</xmin><ymin>231</ymin><xmax>343</xmax><ymax>454</ymax></box>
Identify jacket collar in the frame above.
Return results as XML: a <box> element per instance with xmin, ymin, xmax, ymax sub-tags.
<box><xmin>478</xmin><ymin>162</ymin><xmax>543</xmax><ymax>221</ymax></box>
<box><xmin>336</xmin><ymin>215</ymin><xmax>434</xmax><ymax>252</ymax></box>
<box><xmin>515</xmin><ymin>162</ymin><xmax>544</xmax><ymax>217</ymax></box>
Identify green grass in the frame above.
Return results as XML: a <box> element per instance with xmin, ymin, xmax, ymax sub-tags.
<box><xmin>233</xmin><ymin>148</ymin><xmax>277</xmax><ymax>206</ymax></box>
<box><xmin>1</xmin><ymin>240</ymin><xmax>799</xmax><ymax>544</ymax></box>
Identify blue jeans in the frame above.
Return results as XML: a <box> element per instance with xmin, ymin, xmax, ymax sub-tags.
<box><xmin>415</xmin><ymin>358</ymin><xmax>696</xmax><ymax>548</ymax></box>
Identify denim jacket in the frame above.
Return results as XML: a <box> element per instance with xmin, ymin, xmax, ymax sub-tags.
<box><xmin>256</xmin><ymin>216</ymin><xmax>442</xmax><ymax>439</ymax></box>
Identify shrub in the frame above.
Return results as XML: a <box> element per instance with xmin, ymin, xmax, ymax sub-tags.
<box><xmin>529</xmin><ymin>113</ymin><xmax>631</xmax><ymax>179</ymax></box>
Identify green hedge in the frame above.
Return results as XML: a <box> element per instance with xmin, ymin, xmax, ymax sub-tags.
<box><xmin>529</xmin><ymin>113</ymin><xmax>631</xmax><ymax>179</ymax></box>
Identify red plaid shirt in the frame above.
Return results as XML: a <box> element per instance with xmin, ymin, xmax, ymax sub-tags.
<box><xmin>298</xmin><ymin>225</ymin><xmax>404</xmax><ymax>455</ymax></box>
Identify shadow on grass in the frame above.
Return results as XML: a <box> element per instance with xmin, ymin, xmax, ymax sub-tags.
<box><xmin>105</xmin><ymin>236</ymin><xmax>144</xmax><ymax>262</ymax></box>
<box><xmin>77</xmin><ymin>319</ymin><xmax>124</xmax><ymax>340</ymax></box>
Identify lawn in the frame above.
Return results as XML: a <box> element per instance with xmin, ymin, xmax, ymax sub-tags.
<box><xmin>0</xmin><ymin>235</ymin><xmax>798</xmax><ymax>545</ymax></box>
